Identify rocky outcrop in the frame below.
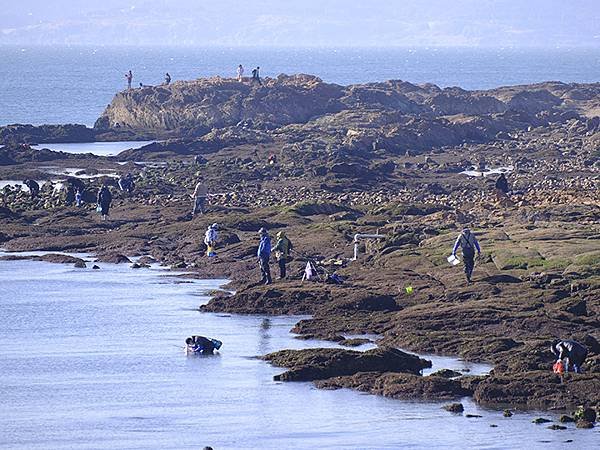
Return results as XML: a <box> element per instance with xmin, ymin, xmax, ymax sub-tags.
<box><xmin>263</xmin><ymin>347</ymin><xmax>431</xmax><ymax>382</ymax></box>
<box><xmin>95</xmin><ymin>74</ymin><xmax>345</xmax><ymax>135</ymax></box>
<box><xmin>95</xmin><ymin>76</ymin><xmax>600</xmax><ymax>140</ymax></box>
<box><xmin>473</xmin><ymin>371</ymin><xmax>600</xmax><ymax>409</ymax></box>
<box><xmin>0</xmin><ymin>124</ymin><xmax>95</xmax><ymax>145</ymax></box>
<box><xmin>0</xmin><ymin>144</ymin><xmax>78</xmax><ymax>165</ymax></box>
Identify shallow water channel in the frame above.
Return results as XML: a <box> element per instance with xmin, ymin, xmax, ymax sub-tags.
<box><xmin>32</xmin><ymin>141</ymin><xmax>154</xmax><ymax>157</ymax></box>
<box><xmin>0</xmin><ymin>257</ymin><xmax>597</xmax><ymax>449</ymax></box>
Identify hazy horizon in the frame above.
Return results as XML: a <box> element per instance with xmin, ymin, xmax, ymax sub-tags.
<box><xmin>1</xmin><ymin>0</ymin><xmax>599</xmax><ymax>48</ymax></box>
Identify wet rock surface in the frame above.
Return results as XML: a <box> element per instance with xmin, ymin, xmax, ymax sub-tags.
<box><xmin>0</xmin><ymin>75</ymin><xmax>598</xmax><ymax>412</ymax></box>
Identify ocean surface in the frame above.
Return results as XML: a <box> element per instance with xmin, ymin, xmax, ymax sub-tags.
<box><xmin>0</xmin><ymin>255</ymin><xmax>598</xmax><ymax>449</ymax></box>
<box><xmin>1</xmin><ymin>46</ymin><xmax>600</xmax><ymax>127</ymax></box>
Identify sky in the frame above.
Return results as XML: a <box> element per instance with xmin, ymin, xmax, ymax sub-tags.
<box><xmin>1</xmin><ymin>0</ymin><xmax>599</xmax><ymax>47</ymax></box>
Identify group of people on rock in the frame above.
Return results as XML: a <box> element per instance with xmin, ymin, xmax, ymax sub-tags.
<box><xmin>254</xmin><ymin>228</ymin><xmax>294</xmax><ymax>284</ymax></box>
<box><xmin>237</xmin><ymin>65</ymin><xmax>262</xmax><ymax>85</ymax></box>
<box><xmin>124</xmin><ymin>70</ymin><xmax>172</xmax><ymax>90</ymax></box>
<box><xmin>124</xmin><ymin>65</ymin><xmax>263</xmax><ymax>90</ymax></box>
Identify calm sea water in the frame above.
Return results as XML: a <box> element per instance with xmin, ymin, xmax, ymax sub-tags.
<box><xmin>0</xmin><ymin>256</ymin><xmax>598</xmax><ymax>449</ymax></box>
<box><xmin>1</xmin><ymin>46</ymin><xmax>600</xmax><ymax>126</ymax></box>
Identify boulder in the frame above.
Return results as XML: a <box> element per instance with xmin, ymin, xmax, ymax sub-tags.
<box><xmin>443</xmin><ymin>402</ymin><xmax>464</xmax><ymax>413</ymax></box>
<box><xmin>263</xmin><ymin>347</ymin><xmax>431</xmax><ymax>382</ymax></box>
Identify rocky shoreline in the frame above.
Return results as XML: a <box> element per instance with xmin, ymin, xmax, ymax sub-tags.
<box><xmin>1</xmin><ymin>75</ymin><xmax>598</xmax><ymax>421</ymax></box>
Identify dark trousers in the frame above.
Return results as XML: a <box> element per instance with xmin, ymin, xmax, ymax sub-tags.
<box><xmin>278</xmin><ymin>258</ymin><xmax>287</xmax><ymax>279</ymax></box>
<box><xmin>568</xmin><ymin>350</ymin><xmax>588</xmax><ymax>373</ymax></box>
<box><xmin>100</xmin><ymin>202</ymin><xmax>110</xmax><ymax>216</ymax></box>
<box><xmin>259</xmin><ymin>256</ymin><xmax>272</xmax><ymax>284</ymax></box>
<box><xmin>192</xmin><ymin>197</ymin><xmax>206</xmax><ymax>215</ymax></box>
<box><xmin>463</xmin><ymin>247</ymin><xmax>475</xmax><ymax>281</ymax></box>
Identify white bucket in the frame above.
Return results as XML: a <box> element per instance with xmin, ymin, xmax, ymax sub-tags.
<box><xmin>447</xmin><ymin>255</ymin><xmax>460</xmax><ymax>266</ymax></box>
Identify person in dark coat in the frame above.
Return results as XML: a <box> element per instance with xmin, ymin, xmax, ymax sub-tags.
<box><xmin>495</xmin><ymin>173</ymin><xmax>510</xmax><ymax>202</ymax></box>
<box><xmin>251</xmin><ymin>67</ymin><xmax>262</xmax><ymax>86</ymax></box>
<box><xmin>23</xmin><ymin>179</ymin><xmax>40</xmax><ymax>199</ymax></box>
<box><xmin>97</xmin><ymin>185</ymin><xmax>112</xmax><ymax>220</ymax></box>
<box><xmin>185</xmin><ymin>336</ymin><xmax>221</xmax><ymax>355</ymax></box>
<box><xmin>551</xmin><ymin>340</ymin><xmax>588</xmax><ymax>373</ymax></box>
<box><xmin>118</xmin><ymin>173</ymin><xmax>135</xmax><ymax>194</ymax></box>
<box><xmin>451</xmin><ymin>228</ymin><xmax>481</xmax><ymax>283</ymax></box>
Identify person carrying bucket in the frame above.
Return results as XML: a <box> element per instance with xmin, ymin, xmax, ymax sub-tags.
<box><xmin>551</xmin><ymin>339</ymin><xmax>587</xmax><ymax>374</ymax></box>
<box><xmin>204</xmin><ymin>223</ymin><xmax>219</xmax><ymax>257</ymax></box>
<box><xmin>451</xmin><ymin>228</ymin><xmax>481</xmax><ymax>284</ymax></box>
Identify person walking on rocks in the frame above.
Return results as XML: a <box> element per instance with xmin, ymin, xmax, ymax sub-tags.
<box><xmin>204</xmin><ymin>223</ymin><xmax>219</xmax><ymax>257</ymax></box>
<box><xmin>97</xmin><ymin>185</ymin><xmax>112</xmax><ymax>220</ymax></box>
<box><xmin>23</xmin><ymin>179</ymin><xmax>39</xmax><ymax>199</ymax></box>
<box><xmin>272</xmin><ymin>231</ymin><xmax>293</xmax><ymax>279</ymax></box>
<box><xmin>257</xmin><ymin>228</ymin><xmax>272</xmax><ymax>285</ymax></box>
<box><xmin>237</xmin><ymin>64</ymin><xmax>244</xmax><ymax>82</ymax></box>
<box><xmin>451</xmin><ymin>228</ymin><xmax>481</xmax><ymax>283</ymax></box>
<box><xmin>551</xmin><ymin>339</ymin><xmax>587</xmax><ymax>373</ymax></box>
<box><xmin>125</xmin><ymin>70</ymin><xmax>133</xmax><ymax>90</ymax></box>
<box><xmin>119</xmin><ymin>173</ymin><xmax>135</xmax><ymax>194</ymax></box>
<box><xmin>251</xmin><ymin>67</ymin><xmax>262</xmax><ymax>86</ymax></box>
<box><xmin>191</xmin><ymin>180</ymin><xmax>208</xmax><ymax>216</ymax></box>
<box><xmin>495</xmin><ymin>173</ymin><xmax>509</xmax><ymax>202</ymax></box>
<box><xmin>164</xmin><ymin>72</ymin><xmax>171</xmax><ymax>85</ymax></box>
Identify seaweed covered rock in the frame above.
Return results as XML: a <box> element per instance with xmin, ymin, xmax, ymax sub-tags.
<box><xmin>317</xmin><ymin>371</ymin><xmax>472</xmax><ymax>400</ymax></box>
<box><xmin>474</xmin><ymin>371</ymin><xmax>600</xmax><ymax>408</ymax></box>
<box><xmin>264</xmin><ymin>346</ymin><xmax>431</xmax><ymax>382</ymax></box>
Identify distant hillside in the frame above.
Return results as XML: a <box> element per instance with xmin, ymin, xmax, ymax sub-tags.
<box><xmin>2</xmin><ymin>0</ymin><xmax>599</xmax><ymax>47</ymax></box>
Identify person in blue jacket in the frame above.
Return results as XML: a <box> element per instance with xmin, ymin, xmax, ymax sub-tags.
<box><xmin>257</xmin><ymin>228</ymin><xmax>272</xmax><ymax>285</ymax></box>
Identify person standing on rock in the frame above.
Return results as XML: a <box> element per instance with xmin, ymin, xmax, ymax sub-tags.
<box><xmin>551</xmin><ymin>339</ymin><xmax>587</xmax><ymax>373</ymax></box>
<box><xmin>97</xmin><ymin>185</ymin><xmax>112</xmax><ymax>221</ymax></box>
<box><xmin>125</xmin><ymin>70</ymin><xmax>133</xmax><ymax>90</ymax></box>
<box><xmin>119</xmin><ymin>173</ymin><xmax>135</xmax><ymax>194</ymax></box>
<box><xmin>23</xmin><ymin>179</ymin><xmax>39</xmax><ymax>200</ymax></box>
<box><xmin>164</xmin><ymin>73</ymin><xmax>171</xmax><ymax>85</ymax></box>
<box><xmin>272</xmin><ymin>231</ymin><xmax>293</xmax><ymax>279</ymax></box>
<box><xmin>191</xmin><ymin>180</ymin><xmax>208</xmax><ymax>216</ymax></box>
<box><xmin>451</xmin><ymin>228</ymin><xmax>481</xmax><ymax>283</ymax></box>
<box><xmin>257</xmin><ymin>228</ymin><xmax>272</xmax><ymax>285</ymax></box>
<box><xmin>237</xmin><ymin>64</ymin><xmax>244</xmax><ymax>82</ymax></box>
<box><xmin>252</xmin><ymin>67</ymin><xmax>262</xmax><ymax>86</ymax></box>
<box><xmin>75</xmin><ymin>188</ymin><xmax>82</xmax><ymax>207</ymax></box>
<box><xmin>495</xmin><ymin>173</ymin><xmax>510</xmax><ymax>202</ymax></box>
<box><xmin>204</xmin><ymin>223</ymin><xmax>219</xmax><ymax>257</ymax></box>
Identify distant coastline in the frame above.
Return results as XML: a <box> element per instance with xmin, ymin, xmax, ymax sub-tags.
<box><xmin>1</xmin><ymin>45</ymin><xmax>600</xmax><ymax>126</ymax></box>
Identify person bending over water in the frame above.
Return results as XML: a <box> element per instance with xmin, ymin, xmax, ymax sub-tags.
<box><xmin>185</xmin><ymin>336</ymin><xmax>222</xmax><ymax>355</ymax></box>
